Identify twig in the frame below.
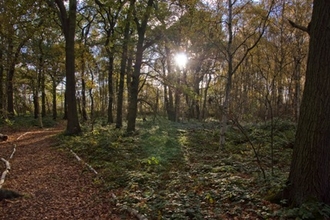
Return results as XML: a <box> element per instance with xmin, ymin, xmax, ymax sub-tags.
<box><xmin>231</xmin><ymin>118</ymin><xmax>266</xmax><ymax>179</ymax></box>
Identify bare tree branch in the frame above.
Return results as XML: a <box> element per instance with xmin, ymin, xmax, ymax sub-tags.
<box><xmin>288</xmin><ymin>19</ymin><xmax>309</xmax><ymax>34</ymax></box>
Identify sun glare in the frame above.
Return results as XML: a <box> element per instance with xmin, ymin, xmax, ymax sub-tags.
<box><xmin>174</xmin><ymin>53</ymin><xmax>188</xmax><ymax>69</ymax></box>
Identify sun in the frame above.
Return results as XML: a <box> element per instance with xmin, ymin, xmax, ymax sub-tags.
<box><xmin>174</xmin><ymin>53</ymin><xmax>188</xmax><ymax>69</ymax></box>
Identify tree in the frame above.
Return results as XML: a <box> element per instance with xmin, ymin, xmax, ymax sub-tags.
<box><xmin>95</xmin><ymin>0</ymin><xmax>127</xmax><ymax>124</ymax></box>
<box><xmin>116</xmin><ymin>2</ymin><xmax>133</xmax><ymax>129</ymax></box>
<box><xmin>47</xmin><ymin>0</ymin><xmax>81</xmax><ymax>135</ymax></box>
<box><xmin>126</xmin><ymin>0</ymin><xmax>155</xmax><ymax>133</ymax></box>
<box><xmin>285</xmin><ymin>0</ymin><xmax>330</xmax><ymax>206</ymax></box>
<box><xmin>218</xmin><ymin>0</ymin><xmax>274</xmax><ymax>148</ymax></box>
<box><xmin>0</xmin><ymin>0</ymin><xmax>41</xmax><ymax>118</ymax></box>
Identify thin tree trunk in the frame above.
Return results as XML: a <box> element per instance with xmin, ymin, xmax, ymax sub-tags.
<box><xmin>202</xmin><ymin>74</ymin><xmax>212</xmax><ymax>119</ymax></box>
<box><xmin>41</xmin><ymin>72</ymin><xmax>46</xmax><ymax>117</ymax></box>
<box><xmin>80</xmin><ymin>49</ymin><xmax>88</xmax><ymax>121</ymax></box>
<box><xmin>0</xmin><ymin>49</ymin><xmax>4</xmax><ymax>114</ymax></box>
<box><xmin>81</xmin><ymin>77</ymin><xmax>88</xmax><ymax>121</ymax></box>
<box><xmin>107</xmin><ymin>53</ymin><xmax>114</xmax><ymax>124</ymax></box>
<box><xmin>219</xmin><ymin>0</ymin><xmax>233</xmax><ymax>148</ymax></box>
<box><xmin>52</xmin><ymin>77</ymin><xmax>57</xmax><ymax>120</ymax></box>
<box><xmin>165</xmin><ymin>44</ymin><xmax>175</xmax><ymax>121</ymax></box>
<box><xmin>116</xmin><ymin>17</ymin><xmax>131</xmax><ymax>128</ymax></box>
<box><xmin>88</xmin><ymin>68</ymin><xmax>94</xmax><ymax>122</ymax></box>
<box><xmin>33</xmin><ymin>91</ymin><xmax>39</xmax><ymax>119</ymax></box>
<box><xmin>174</xmin><ymin>75</ymin><xmax>181</xmax><ymax>122</ymax></box>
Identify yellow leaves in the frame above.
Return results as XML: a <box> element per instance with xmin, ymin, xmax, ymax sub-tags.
<box><xmin>85</xmin><ymin>79</ymin><xmax>96</xmax><ymax>89</ymax></box>
<box><xmin>205</xmin><ymin>193</ymin><xmax>215</xmax><ymax>204</ymax></box>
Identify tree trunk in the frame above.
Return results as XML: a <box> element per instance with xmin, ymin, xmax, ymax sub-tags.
<box><xmin>127</xmin><ymin>56</ymin><xmax>142</xmax><ymax>133</ymax></box>
<box><xmin>126</xmin><ymin>0</ymin><xmax>154</xmax><ymax>133</ymax></box>
<box><xmin>6</xmin><ymin>36</ymin><xmax>15</xmax><ymax>118</ymax></box>
<box><xmin>219</xmin><ymin>0</ymin><xmax>234</xmax><ymax>148</ymax></box>
<box><xmin>89</xmin><ymin>86</ymin><xmax>94</xmax><ymax>122</ymax></box>
<box><xmin>0</xmin><ymin>49</ymin><xmax>4</xmax><ymax>114</ymax></box>
<box><xmin>41</xmin><ymin>72</ymin><xmax>46</xmax><ymax>117</ymax></box>
<box><xmin>202</xmin><ymin>74</ymin><xmax>212</xmax><ymax>119</ymax></box>
<box><xmin>80</xmin><ymin>48</ymin><xmax>88</xmax><ymax>121</ymax></box>
<box><xmin>63</xmin><ymin>91</ymin><xmax>68</xmax><ymax>120</ymax></box>
<box><xmin>56</xmin><ymin>0</ymin><xmax>81</xmax><ymax>135</ymax></box>
<box><xmin>81</xmin><ymin>77</ymin><xmax>88</xmax><ymax>121</ymax></box>
<box><xmin>164</xmin><ymin>44</ymin><xmax>176</xmax><ymax>121</ymax></box>
<box><xmin>6</xmin><ymin>30</ymin><xmax>27</xmax><ymax>118</ymax></box>
<box><xmin>116</xmin><ymin>17</ymin><xmax>131</xmax><ymax>129</ymax></box>
<box><xmin>6</xmin><ymin>67</ymin><xmax>14</xmax><ymax>118</ymax></box>
<box><xmin>33</xmin><ymin>91</ymin><xmax>39</xmax><ymax>119</ymax></box>
<box><xmin>287</xmin><ymin>0</ymin><xmax>330</xmax><ymax>206</ymax></box>
<box><xmin>52</xmin><ymin>77</ymin><xmax>57</xmax><ymax>120</ymax></box>
<box><xmin>293</xmin><ymin>56</ymin><xmax>302</xmax><ymax>122</ymax></box>
<box><xmin>107</xmin><ymin>53</ymin><xmax>114</xmax><ymax>124</ymax></box>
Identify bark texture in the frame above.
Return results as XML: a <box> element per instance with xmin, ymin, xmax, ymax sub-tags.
<box><xmin>288</xmin><ymin>0</ymin><xmax>330</xmax><ymax>206</ymax></box>
<box><xmin>54</xmin><ymin>0</ymin><xmax>81</xmax><ymax>135</ymax></box>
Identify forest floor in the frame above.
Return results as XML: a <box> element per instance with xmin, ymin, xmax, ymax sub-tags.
<box><xmin>55</xmin><ymin>118</ymin><xmax>297</xmax><ymax>219</ymax></box>
<box><xmin>0</xmin><ymin>122</ymin><xmax>131</xmax><ymax>219</ymax></box>
<box><xmin>0</xmin><ymin>118</ymin><xmax>299</xmax><ymax>219</ymax></box>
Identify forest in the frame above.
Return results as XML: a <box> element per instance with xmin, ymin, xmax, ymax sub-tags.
<box><xmin>2</xmin><ymin>0</ymin><xmax>330</xmax><ymax>219</ymax></box>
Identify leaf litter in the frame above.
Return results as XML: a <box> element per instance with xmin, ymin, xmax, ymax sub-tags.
<box><xmin>64</xmin><ymin>118</ymin><xmax>294</xmax><ymax>219</ymax></box>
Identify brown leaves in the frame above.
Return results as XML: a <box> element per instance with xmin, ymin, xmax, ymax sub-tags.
<box><xmin>0</xmin><ymin>126</ymin><xmax>128</xmax><ymax>219</ymax></box>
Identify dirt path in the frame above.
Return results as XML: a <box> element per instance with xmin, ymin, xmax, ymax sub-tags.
<box><xmin>0</xmin><ymin>125</ymin><xmax>129</xmax><ymax>220</ymax></box>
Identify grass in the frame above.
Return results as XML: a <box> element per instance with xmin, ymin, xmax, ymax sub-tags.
<box><xmin>58</xmin><ymin>117</ymin><xmax>298</xmax><ymax>219</ymax></box>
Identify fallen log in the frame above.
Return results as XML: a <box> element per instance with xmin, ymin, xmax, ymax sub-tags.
<box><xmin>1</xmin><ymin>158</ymin><xmax>10</xmax><ymax>171</ymax></box>
<box><xmin>0</xmin><ymin>158</ymin><xmax>10</xmax><ymax>189</ymax></box>
<box><xmin>70</xmin><ymin>150</ymin><xmax>98</xmax><ymax>175</ymax></box>
<box><xmin>0</xmin><ymin>170</ymin><xmax>9</xmax><ymax>189</ymax></box>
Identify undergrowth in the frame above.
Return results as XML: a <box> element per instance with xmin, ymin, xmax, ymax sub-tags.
<box><xmin>57</xmin><ymin>117</ymin><xmax>308</xmax><ymax>219</ymax></box>
<box><xmin>0</xmin><ymin>115</ymin><xmax>59</xmax><ymax>131</ymax></box>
